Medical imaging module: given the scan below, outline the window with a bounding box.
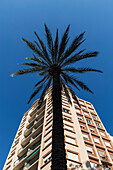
[86,146,93,154]
[47,109,52,116]
[87,103,91,108]
[94,138,100,144]
[98,150,106,158]
[45,138,52,148]
[66,136,76,145]
[81,106,86,110]
[15,139,19,145]
[78,116,82,121]
[46,117,52,124]
[67,151,79,162]
[90,128,95,133]
[80,125,85,129]
[43,153,51,165]
[110,154,113,160]
[100,131,105,136]
[79,101,84,105]
[96,123,100,127]
[84,112,89,116]
[64,116,71,122]
[82,133,89,140]
[87,119,91,124]
[92,115,96,120]
[65,125,73,131]
[63,108,69,113]
[90,162,98,169]
[105,141,111,148]
[46,126,52,134]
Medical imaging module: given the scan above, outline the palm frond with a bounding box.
[68,87,81,108]
[22,38,43,58]
[10,66,47,77]
[32,54,48,66]
[61,72,80,91]
[38,77,52,108]
[62,67,103,73]
[74,79,93,94]
[44,24,53,55]
[38,70,49,76]
[34,31,52,65]
[57,25,70,62]
[27,85,43,104]
[18,62,39,67]
[62,83,72,105]
[33,75,48,88]
[61,49,85,67]
[54,29,58,63]
[59,32,85,64]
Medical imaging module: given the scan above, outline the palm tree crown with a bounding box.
[11,24,102,107]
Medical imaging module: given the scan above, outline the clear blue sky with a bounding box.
[0,0,113,169]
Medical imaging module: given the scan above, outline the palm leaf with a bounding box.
[44,24,53,55]
[61,72,80,91]
[32,54,48,66]
[62,67,103,73]
[54,29,58,63]
[68,87,81,108]
[61,49,85,67]
[38,70,49,76]
[38,77,52,108]
[22,38,43,58]
[33,75,48,88]
[18,62,39,67]
[62,83,72,105]
[34,31,52,65]
[27,85,43,104]
[74,79,93,94]
[59,32,85,64]
[57,25,70,62]
[10,66,46,77]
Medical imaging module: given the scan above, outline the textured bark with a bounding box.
[51,71,67,170]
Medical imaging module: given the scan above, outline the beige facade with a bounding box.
[3,88,113,170]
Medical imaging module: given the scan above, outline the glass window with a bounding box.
[96,123,100,127]
[45,138,52,148]
[65,125,73,131]
[80,125,85,129]
[43,153,51,164]
[67,151,79,162]
[81,106,86,110]
[90,162,98,169]
[64,116,71,122]
[105,141,111,148]
[92,115,96,119]
[66,136,76,145]
[94,138,100,144]
[100,131,105,136]
[84,112,89,116]
[46,126,52,134]
[63,108,69,113]
[90,128,95,133]
[86,146,93,154]
[47,117,52,123]
[110,154,113,160]
[98,150,105,158]
[78,116,82,120]
[83,133,89,140]
[87,119,91,124]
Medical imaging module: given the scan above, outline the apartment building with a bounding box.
[3,87,113,170]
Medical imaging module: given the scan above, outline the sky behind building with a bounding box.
[0,0,113,169]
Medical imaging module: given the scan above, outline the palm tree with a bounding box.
[11,25,102,170]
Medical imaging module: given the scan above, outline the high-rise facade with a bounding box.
[3,87,113,170]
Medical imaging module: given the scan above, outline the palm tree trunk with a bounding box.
[51,71,67,170]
